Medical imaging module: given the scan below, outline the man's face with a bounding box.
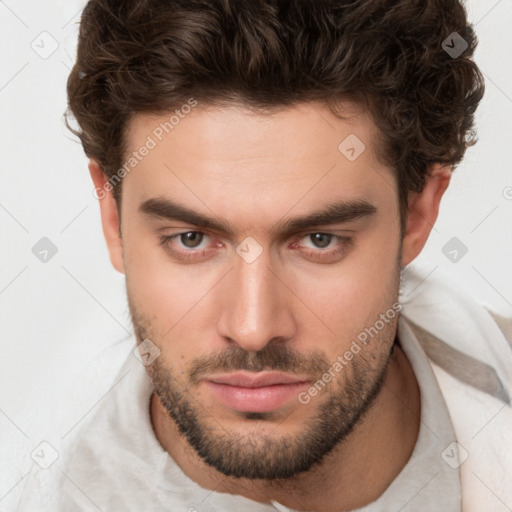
[120,102,403,479]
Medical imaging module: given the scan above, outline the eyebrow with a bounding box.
[139,197,377,237]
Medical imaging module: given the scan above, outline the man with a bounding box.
[17,0,512,511]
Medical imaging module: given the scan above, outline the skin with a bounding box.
[90,101,451,511]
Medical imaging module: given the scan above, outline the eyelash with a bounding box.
[158,232,353,263]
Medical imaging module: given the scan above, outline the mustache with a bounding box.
[188,343,331,384]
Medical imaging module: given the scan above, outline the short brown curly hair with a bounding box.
[66,0,484,226]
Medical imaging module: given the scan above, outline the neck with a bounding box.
[150,344,420,512]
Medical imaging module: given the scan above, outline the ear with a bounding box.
[89,160,125,274]
[401,164,452,267]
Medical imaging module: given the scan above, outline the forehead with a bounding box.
[125,100,380,163]
[122,101,396,223]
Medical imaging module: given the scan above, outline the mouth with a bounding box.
[204,371,311,413]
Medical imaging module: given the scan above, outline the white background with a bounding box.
[1,0,511,509]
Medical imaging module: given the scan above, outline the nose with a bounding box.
[216,248,296,352]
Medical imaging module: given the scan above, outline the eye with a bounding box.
[307,233,334,249]
[179,231,205,249]
[292,233,353,263]
[159,230,353,264]
[159,231,217,262]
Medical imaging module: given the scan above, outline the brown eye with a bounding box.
[180,232,204,248]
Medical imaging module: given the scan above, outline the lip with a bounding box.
[208,371,310,388]
[204,371,311,413]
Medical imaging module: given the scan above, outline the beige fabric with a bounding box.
[488,309,512,350]
[406,318,510,403]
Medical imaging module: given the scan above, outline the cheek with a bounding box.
[289,229,400,350]
[124,237,224,365]
[123,223,198,311]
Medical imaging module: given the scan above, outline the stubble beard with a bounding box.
[129,300,397,480]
